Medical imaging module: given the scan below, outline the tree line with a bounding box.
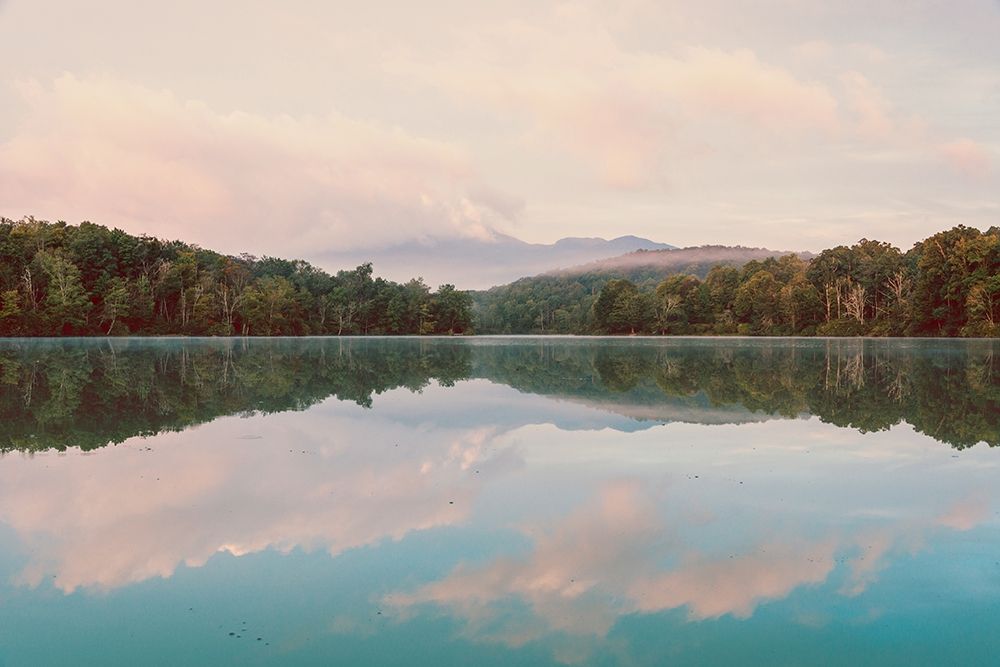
[480,226,1000,336]
[0,218,472,336]
[3,218,997,338]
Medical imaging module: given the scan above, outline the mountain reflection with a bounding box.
[1,337,997,452]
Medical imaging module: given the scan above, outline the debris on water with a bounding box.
[228,632,235,636]
[449,501,454,504]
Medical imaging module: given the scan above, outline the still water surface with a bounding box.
[0,337,998,665]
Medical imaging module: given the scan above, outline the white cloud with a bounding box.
[0,75,508,256]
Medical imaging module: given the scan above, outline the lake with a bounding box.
[0,336,998,666]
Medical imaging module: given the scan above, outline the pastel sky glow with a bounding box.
[1,0,998,258]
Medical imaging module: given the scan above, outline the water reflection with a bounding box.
[0,337,998,665]
[1,337,998,452]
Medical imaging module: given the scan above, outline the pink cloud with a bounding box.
[0,75,507,256]
[938,138,992,178]
[388,478,991,653]
[936,495,991,531]
[0,415,511,593]
[840,71,895,139]
[387,481,847,645]
[387,10,842,190]
[670,47,840,133]
[632,540,837,619]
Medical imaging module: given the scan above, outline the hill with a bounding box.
[550,245,810,282]
[473,245,807,334]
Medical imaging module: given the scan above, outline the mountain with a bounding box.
[316,233,675,290]
[548,244,811,282]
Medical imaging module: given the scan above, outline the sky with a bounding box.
[1,0,998,260]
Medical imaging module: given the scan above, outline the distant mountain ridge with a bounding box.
[548,244,811,281]
[317,233,675,290]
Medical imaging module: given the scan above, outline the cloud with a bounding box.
[792,40,834,60]
[386,8,841,190]
[631,540,837,619]
[387,480,847,647]
[388,479,990,653]
[938,138,992,178]
[936,495,991,531]
[466,184,526,221]
[0,411,514,593]
[0,75,509,256]
[0,1,997,255]
[839,71,895,139]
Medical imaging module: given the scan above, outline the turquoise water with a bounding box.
[0,337,998,665]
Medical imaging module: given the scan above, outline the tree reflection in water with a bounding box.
[0,337,996,453]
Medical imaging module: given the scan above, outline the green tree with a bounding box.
[654,274,702,333]
[0,289,22,335]
[100,277,130,335]
[779,273,823,333]
[964,275,1000,336]
[734,271,781,334]
[432,284,473,334]
[35,249,91,333]
[594,279,652,334]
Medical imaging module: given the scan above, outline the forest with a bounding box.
[475,226,1000,337]
[2,218,998,338]
[0,218,472,336]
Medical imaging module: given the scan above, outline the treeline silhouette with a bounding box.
[1,338,996,453]
[475,226,1000,336]
[0,218,472,336]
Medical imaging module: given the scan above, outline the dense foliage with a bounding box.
[4,218,997,338]
[476,227,1000,336]
[0,218,472,336]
